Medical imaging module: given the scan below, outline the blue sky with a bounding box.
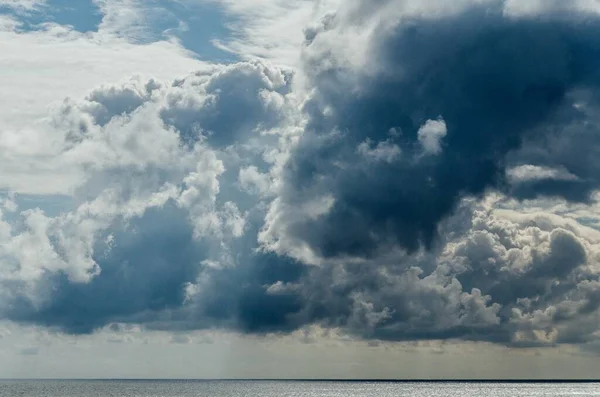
[2,0,600,380]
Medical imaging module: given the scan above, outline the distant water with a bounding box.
[0,380,599,396]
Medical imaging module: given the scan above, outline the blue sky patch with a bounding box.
[0,0,102,33]
[135,1,236,62]
[9,194,74,218]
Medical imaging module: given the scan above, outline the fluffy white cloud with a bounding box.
[507,165,580,184]
[418,118,447,155]
[357,138,401,163]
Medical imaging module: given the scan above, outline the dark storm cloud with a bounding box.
[278,5,600,259]
[190,252,307,334]
[506,88,600,202]
[245,2,600,345]
[137,210,310,334]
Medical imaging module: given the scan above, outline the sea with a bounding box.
[0,380,599,397]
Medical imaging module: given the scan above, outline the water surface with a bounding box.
[0,380,598,396]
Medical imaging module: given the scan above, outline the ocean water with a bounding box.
[0,380,598,396]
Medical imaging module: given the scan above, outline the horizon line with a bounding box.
[2,379,600,383]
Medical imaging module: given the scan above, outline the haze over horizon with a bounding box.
[1,0,600,380]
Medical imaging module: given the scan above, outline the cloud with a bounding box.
[204,0,341,66]
[19,346,40,356]
[0,11,207,196]
[269,197,600,346]
[503,0,600,17]
[0,58,301,335]
[0,0,44,12]
[170,333,191,344]
[239,166,271,196]
[506,165,580,184]
[357,138,401,163]
[262,0,600,263]
[160,61,293,148]
[1,0,600,354]
[418,119,447,155]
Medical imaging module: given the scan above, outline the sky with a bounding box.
[1,0,600,380]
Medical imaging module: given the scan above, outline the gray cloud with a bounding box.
[276,199,600,346]
[19,346,40,356]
